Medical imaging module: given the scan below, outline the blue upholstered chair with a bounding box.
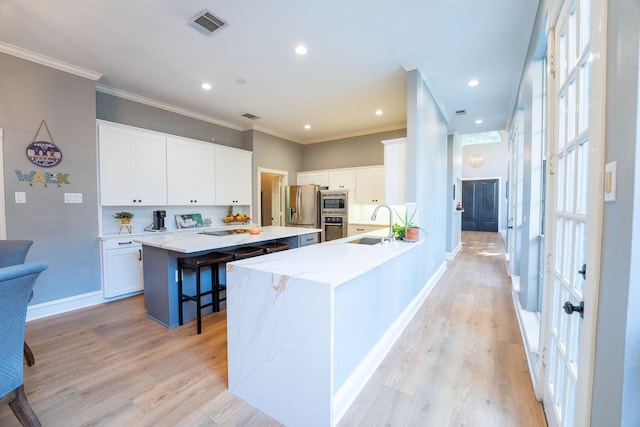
[0,240,36,366]
[0,262,47,427]
[0,240,33,268]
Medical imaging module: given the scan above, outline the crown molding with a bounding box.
[402,60,450,124]
[0,42,102,81]
[96,84,243,131]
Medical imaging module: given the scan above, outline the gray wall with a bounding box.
[301,129,406,171]
[0,53,101,303]
[249,130,304,220]
[592,0,640,425]
[406,69,448,279]
[96,92,245,149]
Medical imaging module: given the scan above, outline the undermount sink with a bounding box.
[347,237,384,245]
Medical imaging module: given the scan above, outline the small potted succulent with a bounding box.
[392,207,426,241]
[113,211,134,225]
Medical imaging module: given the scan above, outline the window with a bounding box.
[461,131,503,146]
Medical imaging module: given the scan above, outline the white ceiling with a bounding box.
[0,0,539,144]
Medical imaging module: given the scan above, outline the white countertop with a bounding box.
[229,229,424,288]
[133,226,320,253]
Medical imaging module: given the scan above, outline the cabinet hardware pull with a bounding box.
[138,249,142,261]
[118,241,133,245]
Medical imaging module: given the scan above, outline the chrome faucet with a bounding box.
[371,204,394,242]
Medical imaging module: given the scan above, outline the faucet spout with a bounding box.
[371,204,394,242]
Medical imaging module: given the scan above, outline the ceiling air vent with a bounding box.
[188,10,228,36]
[241,113,261,120]
[455,109,467,115]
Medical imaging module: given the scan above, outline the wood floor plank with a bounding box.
[0,231,546,426]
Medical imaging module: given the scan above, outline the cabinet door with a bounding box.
[98,124,135,206]
[328,169,356,190]
[297,172,329,187]
[103,242,143,298]
[166,137,215,205]
[98,122,166,206]
[383,138,406,205]
[355,167,385,204]
[215,146,252,205]
[132,131,167,206]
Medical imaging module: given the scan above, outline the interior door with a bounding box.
[462,179,499,232]
[542,0,602,425]
[271,176,282,226]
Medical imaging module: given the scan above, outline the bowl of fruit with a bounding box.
[224,207,250,224]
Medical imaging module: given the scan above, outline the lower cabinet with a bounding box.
[101,238,144,298]
[298,232,320,247]
[348,224,388,236]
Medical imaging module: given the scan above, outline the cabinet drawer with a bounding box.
[299,233,319,247]
[104,239,141,250]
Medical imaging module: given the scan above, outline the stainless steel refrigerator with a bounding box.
[285,185,322,228]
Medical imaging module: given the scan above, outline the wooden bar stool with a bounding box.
[224,246,265,260]
[177,251,233,334]
[257,242,289,254]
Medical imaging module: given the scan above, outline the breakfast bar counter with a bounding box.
[226,232,445,427]
[134,226,320,327]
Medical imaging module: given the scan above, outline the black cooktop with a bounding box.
[199,229,249,236]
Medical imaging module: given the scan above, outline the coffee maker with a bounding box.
[152,210,166,230]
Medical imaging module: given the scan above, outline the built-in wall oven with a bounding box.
[321,215,348,242]
[320,190,349,242]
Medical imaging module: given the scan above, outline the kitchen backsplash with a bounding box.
[101,205,251,235]
[348,203,405,225]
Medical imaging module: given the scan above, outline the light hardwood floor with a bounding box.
[0,231,546,426]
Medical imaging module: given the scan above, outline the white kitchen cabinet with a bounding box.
[328,169,356,190]
[101,238,143,298]
[382,137,407,205]
[297,171,329,187]
[355,166,385,204]
[214,146,252,205]
[166,136,216,205]
[348,223,389,236]
[98,122,167,206]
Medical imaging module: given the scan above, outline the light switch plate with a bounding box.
[604,161,617,202]
[64,193,83,203]
[15,192,26,203]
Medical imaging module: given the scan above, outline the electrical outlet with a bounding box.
[15,192,26,203]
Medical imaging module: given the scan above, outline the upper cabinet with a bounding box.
[297,171,329,187]
[355,166,385,204]
[328,169,356,190]
[382,137,406,205]
[166,137,216,205]
[214,145,252,205]
[98,122,167,206]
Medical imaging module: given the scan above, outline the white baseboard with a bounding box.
[445,241,462,260]
[26,291,106,321]
[333,261,447,425]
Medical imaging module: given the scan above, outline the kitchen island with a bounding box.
[226,232,447,427]
[134,226,320,327]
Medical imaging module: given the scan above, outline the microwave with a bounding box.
[320,190,348,214]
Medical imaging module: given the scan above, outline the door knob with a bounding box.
[563,301,584,318]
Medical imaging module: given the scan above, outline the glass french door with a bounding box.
[542,0,604,425]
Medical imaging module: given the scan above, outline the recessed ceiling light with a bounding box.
[375,110,383,116]
[304,124,311,130]
[468,79,479,87]
[201,82,212,90]
[295,45,308,55]
[475,119,484,124]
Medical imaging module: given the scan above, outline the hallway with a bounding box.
[0,232,546,426]
[338,231,547,426]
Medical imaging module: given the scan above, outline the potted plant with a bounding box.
[113,211,134,224]
[392,207,426,241]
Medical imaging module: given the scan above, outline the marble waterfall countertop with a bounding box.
[133,226,320,253]
[229,229,420,288]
